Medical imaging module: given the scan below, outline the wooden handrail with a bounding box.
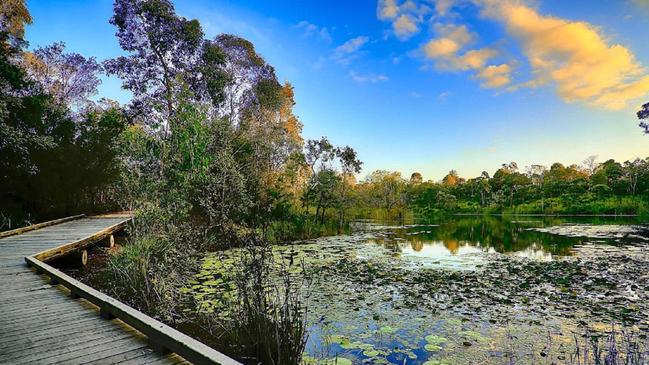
[21,214,242,365]
[25,256,241,365]
[0,214,85,239]
[34,217,131,262]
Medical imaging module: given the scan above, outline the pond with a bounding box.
[190,215,649,364]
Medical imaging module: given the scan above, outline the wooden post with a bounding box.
[81,250,88,266]
[149,339,170,355]
[100,306,114,320]
[108,234,115,248]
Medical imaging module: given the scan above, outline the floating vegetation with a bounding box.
[175,217,649,364]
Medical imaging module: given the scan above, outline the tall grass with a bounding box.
[570,325,649,365]
[107,215,310,364]
[200,240,310,365]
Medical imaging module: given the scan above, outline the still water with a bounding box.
[360,215,640,268]
[291,215,647,364]
[189,215,648,364]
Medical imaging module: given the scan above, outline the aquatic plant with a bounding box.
[570,325,649,365]
[214,239,311,365]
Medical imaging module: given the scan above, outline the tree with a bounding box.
[442,170,463,186]
[104,0,207,127]
[308,168,341,224]
[302,137,335,214]
[215,34,280,123]
[0,3,62,226]
[467,171,491,207]
[410,172,423,184]
[22,42,102,109]
[623,159,647,196]
[592,159,625,195]
[336,146,362,226]
[304,137,335,174]
[638,102,649,134]
[582,155,599,176]
[0,0,32,48]
[366,170,406,213]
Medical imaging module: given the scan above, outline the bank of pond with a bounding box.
[61,215,649,364]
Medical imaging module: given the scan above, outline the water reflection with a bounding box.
[364,215,640,266]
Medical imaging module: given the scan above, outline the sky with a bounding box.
[24,0,649,181]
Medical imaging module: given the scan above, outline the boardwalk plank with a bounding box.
[0,216,231,365]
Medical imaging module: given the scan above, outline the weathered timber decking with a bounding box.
[0,215,240,365]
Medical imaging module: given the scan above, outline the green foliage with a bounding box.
[356,157,649,219]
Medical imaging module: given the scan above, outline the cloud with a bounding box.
[477,64,512,88]
[332,36,369,65]
[481,0,649,109]
[423,24,473,60]
[393,14,419,39]
[349,70,389,83]
[377,0,431,39]
[633,0,649,9]
[389,0,649,109]
[296,20,332,43]
[422,23,510,86]
[435,0,457,16]
[378,0,400,19]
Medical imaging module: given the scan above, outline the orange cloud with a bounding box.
[478,64,512,88]
[481,0,649,109]
[378,0,399,19]
[423,23,511,87]
[393,14,419,39]
[377,0,430,39]
[378,0,649,109]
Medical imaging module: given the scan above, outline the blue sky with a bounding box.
[25,0,649,180]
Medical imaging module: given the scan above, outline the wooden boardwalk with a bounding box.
[0,216,225,365]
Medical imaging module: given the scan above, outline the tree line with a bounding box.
[352,157,649,218]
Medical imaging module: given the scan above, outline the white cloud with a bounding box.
[296,20,332,43]
[349,70,389,83]
[332,36,369,65]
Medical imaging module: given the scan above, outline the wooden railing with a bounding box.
[20,215,241,365]
[0,214,86,238]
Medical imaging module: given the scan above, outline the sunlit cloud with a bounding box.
[332,36,369,65]
[378,0,399,19]
[434,0,457,16]
[377,0,430,39]
[377,0,649,110]
[423,24,473,59]
[481,0,649,110]
[477,64,512,88]
[393,14,418,39]
[422,23,511,87]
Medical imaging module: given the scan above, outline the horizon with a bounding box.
[25,0,649,181]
